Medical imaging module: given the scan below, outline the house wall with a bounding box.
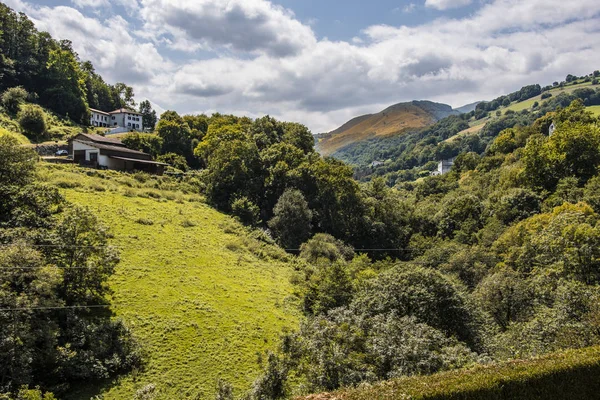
[72,140,100,162]
[90,111,110,127]
[110,112,142,131]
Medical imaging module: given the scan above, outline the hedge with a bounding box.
[298,346,600,400]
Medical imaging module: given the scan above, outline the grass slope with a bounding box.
[41,166,299,399]
[299,346,600,400]
[318,102,456,156]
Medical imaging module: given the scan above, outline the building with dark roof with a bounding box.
[69,133,168,175]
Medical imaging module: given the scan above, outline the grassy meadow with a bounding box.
[39,165,300,399]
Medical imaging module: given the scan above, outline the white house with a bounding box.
[89,108,111,127]
[109,108,143,131]
[69,133,168,175]
[370,160,384,168]
[431,157,456,176]
[89,108,143,133]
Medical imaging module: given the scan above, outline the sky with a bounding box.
[4,0,600,133]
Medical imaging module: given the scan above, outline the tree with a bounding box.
[42,47,89,123]
[138,100,157,131]
[1,86,27,114]
[156,111,192,156]
[268,189,313,250]
[17,104,46,139]
[121,132,163,157]
[0,135,37,186]
[157,153,188,172]
[474,267,532,330]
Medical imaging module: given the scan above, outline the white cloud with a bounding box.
[137,0,316,56]
[27,5,170,87]
[425,0,473,10]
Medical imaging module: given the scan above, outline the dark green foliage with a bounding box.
[157,153,189,172]
[352,266,482,348]
[1,87,27,114]
[0,136,36,186]
[251,353,288,400]
[494,188,542,224]
[299,233,354,264]
[121,132,163,157]
[231,196,261,226]
[268,189,313,249]
[17,104,46,139]
[138,100,157,131]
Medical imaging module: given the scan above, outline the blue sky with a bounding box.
[5,0,600,132]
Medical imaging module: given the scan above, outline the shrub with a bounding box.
[1,86,28,114]
[18,104,47,139]
[135,218,154,226]
[231,196,261,226]
[541,92,553,99]
[157,152,189,172]
[299,233,354,263]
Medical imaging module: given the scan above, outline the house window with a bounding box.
[112,116,115,120]
[128,123,131,127]
[128,116,131,120]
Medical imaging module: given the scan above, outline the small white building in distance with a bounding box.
[370,160,384,168]
[89,108,143,133]
[431,157,456,176]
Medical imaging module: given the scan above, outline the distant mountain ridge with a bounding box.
[317,100,459,156]
[454,101,483,114]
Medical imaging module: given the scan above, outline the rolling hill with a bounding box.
[316,101,459,156]
[39,164,299,400]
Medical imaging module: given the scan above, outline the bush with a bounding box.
[1,86,28,114]
[231,196,261,226]
[17,104,47,139]
[157,152,188,172]
[541,92,553,99]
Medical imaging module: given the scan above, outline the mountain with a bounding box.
[316,101,459,156]
[454,101,483,114]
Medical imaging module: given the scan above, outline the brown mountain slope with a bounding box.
[317,101,459,156]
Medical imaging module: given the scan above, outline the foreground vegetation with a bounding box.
[298,346,600,400]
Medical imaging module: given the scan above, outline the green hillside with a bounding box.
[39,165,299,399]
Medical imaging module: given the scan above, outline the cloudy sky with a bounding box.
[5,0,600,132]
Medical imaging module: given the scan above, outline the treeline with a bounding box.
[0,136,140,397]
[225,100,600,399]
[0,3,134,124]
